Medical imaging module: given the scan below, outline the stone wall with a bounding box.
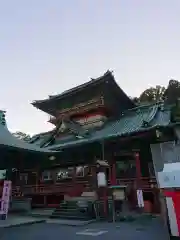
[10,198,32,212]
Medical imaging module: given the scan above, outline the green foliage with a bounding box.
[164,79,180,104]
[139,85,166,103]
[134,79,180,105]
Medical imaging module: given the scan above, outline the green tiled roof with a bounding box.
[45,103,171,150]
[32,71,115,104]
[0,110,6,126]
[0,121,58,154]
[30,131,53,146]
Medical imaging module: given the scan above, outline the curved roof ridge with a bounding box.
[0,123,58,153]
[32,70,113,104]
[0,110,6,126]
[145,104,159,124]
[122,101,164,114]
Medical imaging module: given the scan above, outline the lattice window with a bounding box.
[76,166,89,177]
[56,167,74,180]
[20,173,28,184]
[42,171,52,181]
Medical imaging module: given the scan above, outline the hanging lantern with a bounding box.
[156,129,162,138]
[49,155,56,161]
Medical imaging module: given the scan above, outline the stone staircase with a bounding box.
[50,198,96,221]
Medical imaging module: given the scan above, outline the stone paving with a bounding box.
[0,216,170,240]
[0,215,45,228]
[24,208,55,218]
[46,218,96,226]
[0,214,96,228]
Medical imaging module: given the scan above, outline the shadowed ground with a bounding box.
[0,217,169,240]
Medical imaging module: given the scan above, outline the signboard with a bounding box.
[75,114,106,129]
[137,189,144,207]
[113,189,125,200]
[0,180,12,219]
[158,165,180,188]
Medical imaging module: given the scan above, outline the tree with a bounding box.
[13,131,31,142]
[139,85,166,103]
[164,79,180,104]
[131,97,140,105]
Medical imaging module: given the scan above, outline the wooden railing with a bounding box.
[12,177,157,197]
[116,177,157,190]
[49,97,105,124]
[12,180,90,196]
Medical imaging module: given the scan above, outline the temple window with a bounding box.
[42,171,52,181]
[76,165,90,177]
[56,167,74,180]
[116,160,136,178]
[20,173,28,184]
[0,170,6,180]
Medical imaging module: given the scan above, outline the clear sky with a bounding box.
[0,0,180,135]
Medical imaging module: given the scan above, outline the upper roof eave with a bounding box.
[32,70,115,106]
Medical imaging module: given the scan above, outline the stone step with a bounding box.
[54,208,78,212]
[50,214,92,220]
[50,199,95,221]
[52,212,87,218]
[58,205,78,210]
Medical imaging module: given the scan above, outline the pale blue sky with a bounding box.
[0,0,180,135]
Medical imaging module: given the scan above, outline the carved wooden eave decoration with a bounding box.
[55,118,89,139]
[96,160,109,166]
[49,97,104,124]
[58,120,67,133]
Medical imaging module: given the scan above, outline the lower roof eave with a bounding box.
[47,125,164,151]
[0,143,61,156]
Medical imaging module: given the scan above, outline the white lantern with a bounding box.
[97,172,107,187]
[49,156,56,161]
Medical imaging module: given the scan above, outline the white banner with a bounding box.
[137,189,144,207]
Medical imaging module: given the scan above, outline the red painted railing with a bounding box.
[12,177,157,197]
[116,177,157,189]
[12,180,89,196]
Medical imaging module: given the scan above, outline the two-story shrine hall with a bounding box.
[0,71,180,219]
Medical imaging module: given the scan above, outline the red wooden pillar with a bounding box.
[91,165,97,189]
[103,186,107,217]
[35,171,39,193]
[44,195,47,206]
[111,160,116,185]
[134,152,144,209]
[108,165,112,184]
[134,152,142,187]
[72,166,76,183]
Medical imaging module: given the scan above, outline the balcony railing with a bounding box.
[12,177,157,196]
[116,177,157,189]
[12,180,89,196]
[49,97,105,124]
